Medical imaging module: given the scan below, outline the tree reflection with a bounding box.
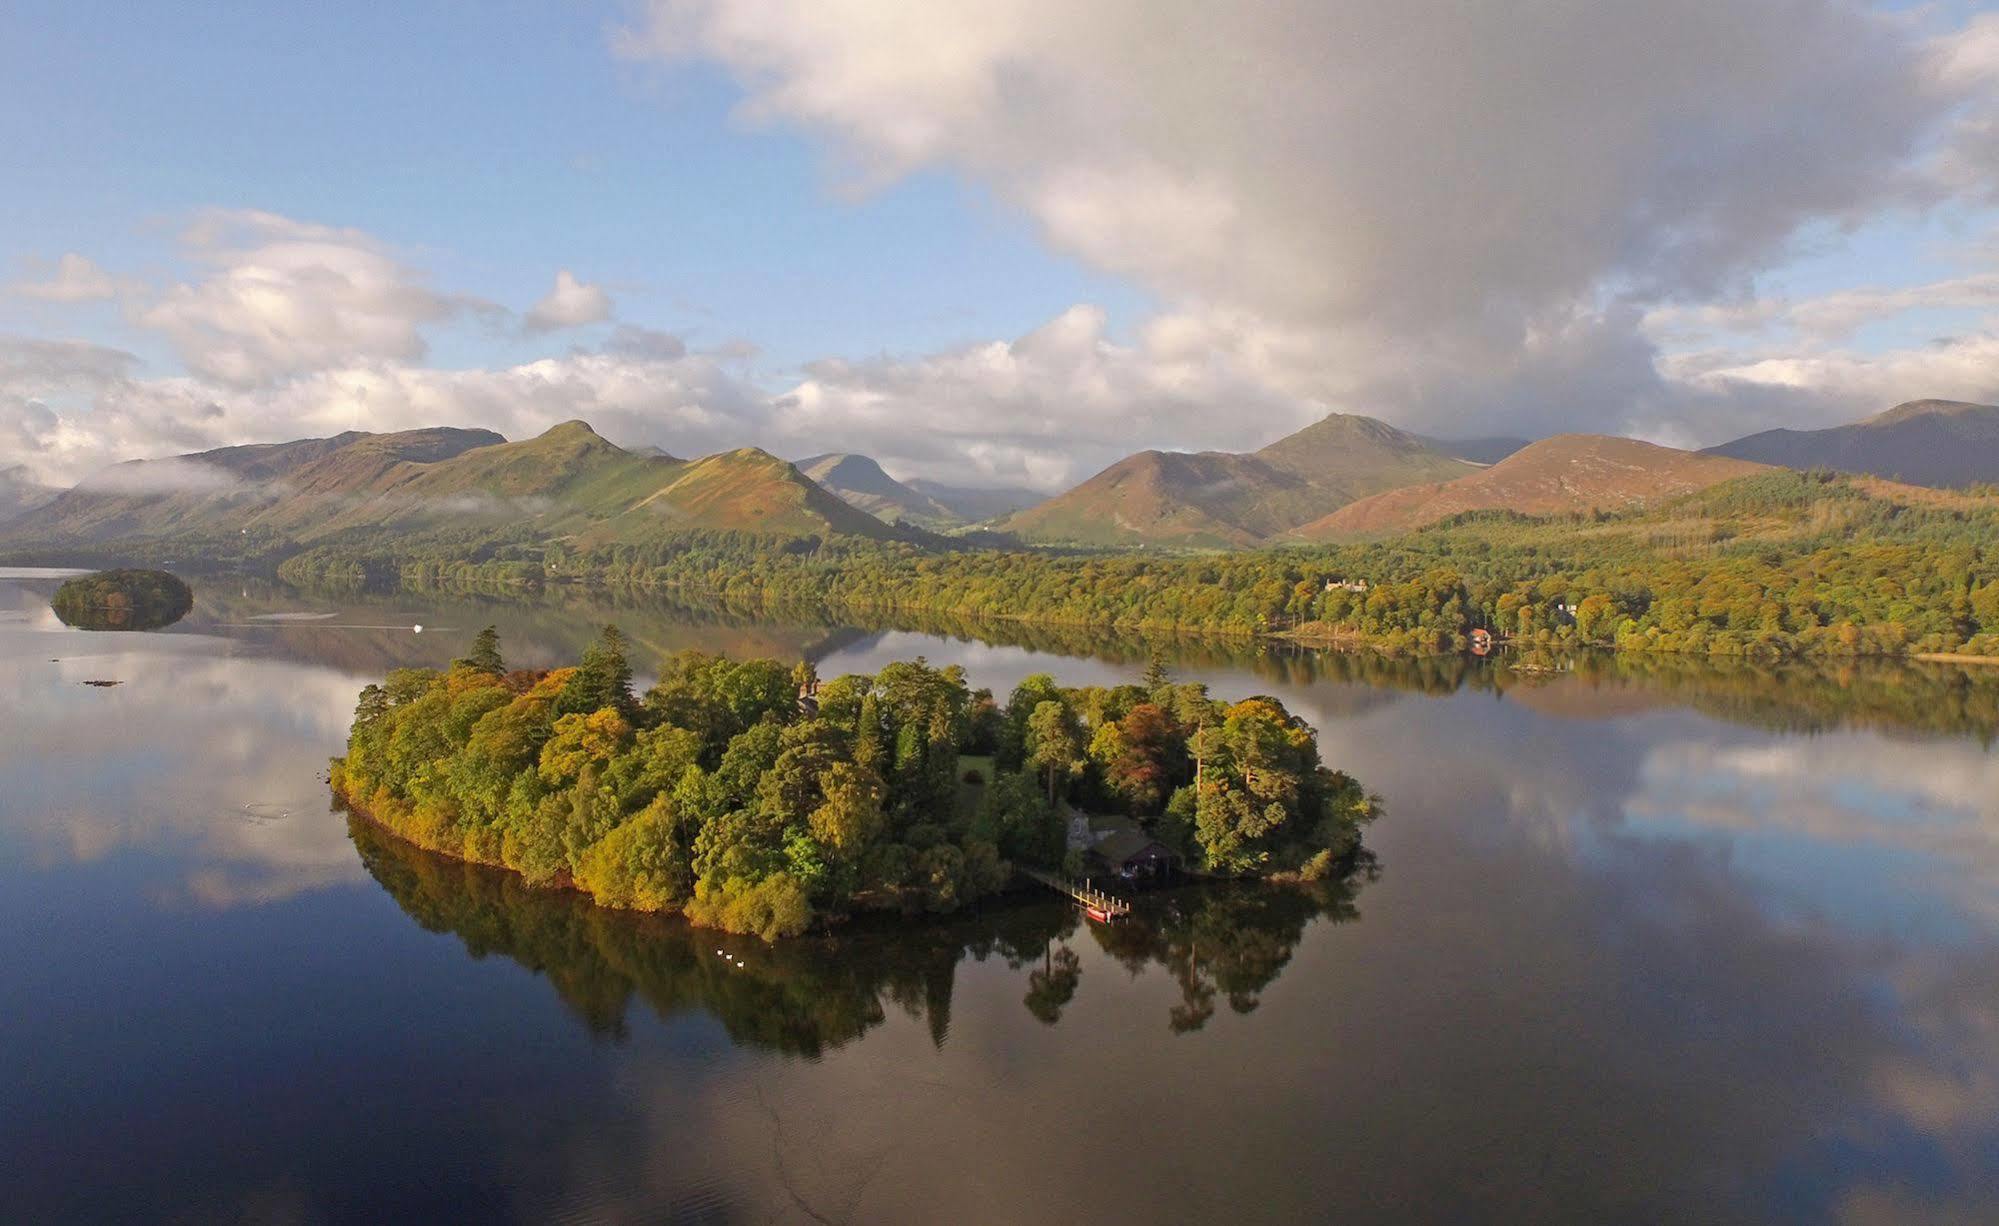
[1089,867,1371,1033]
[351,815,1374,1048]
[1023,944,1083,1025]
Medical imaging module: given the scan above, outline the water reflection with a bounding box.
[7,569,1999,1221]
[202,572,1999,743]
[352,815,1370,1050]
[0,598,364,906]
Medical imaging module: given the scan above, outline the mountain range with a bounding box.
[6,397,1997,561]
[997,413,1482,548]
[1702,399,1999,487]
[6,421,902,553]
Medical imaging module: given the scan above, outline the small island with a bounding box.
[50,568,194,632]
[331,627,1377,939]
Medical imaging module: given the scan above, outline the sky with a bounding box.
[6,0,1999,492]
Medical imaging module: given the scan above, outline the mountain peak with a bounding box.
[1867,399,1997,427]
[797,452,963,528]
[1255,412,1465,479]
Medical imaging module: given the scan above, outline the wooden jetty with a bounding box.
[1016,866,1131,921]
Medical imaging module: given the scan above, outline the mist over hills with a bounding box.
[903,478,1041,523]
[5,421,901,556]
[0,465,60,525]
[1703,400,1999,488]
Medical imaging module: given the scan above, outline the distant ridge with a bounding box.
[904,478,1040,523]
[797,453,962,528]
[1297,434,1768,538]
[1000,412,1479,548]
[1704,399,1999,488]
[1412,433,1532,465]
[0,464,60,524]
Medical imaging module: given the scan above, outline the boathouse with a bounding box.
[1089,829,1180,882]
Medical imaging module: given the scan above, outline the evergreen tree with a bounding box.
[1026,700,1084,805]
[557,624,636,718]
[854,692,886,776]
[456,625,505,675]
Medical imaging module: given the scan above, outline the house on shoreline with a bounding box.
[1066,808,1181,884]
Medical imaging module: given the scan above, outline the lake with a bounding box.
[3,569,1997,1223]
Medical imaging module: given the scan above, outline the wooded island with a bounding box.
[331,628,1376,939]
[50,568,193,631]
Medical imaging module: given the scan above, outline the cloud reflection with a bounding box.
[0,621,368,907]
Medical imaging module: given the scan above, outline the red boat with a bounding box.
[1085,904,1114,923]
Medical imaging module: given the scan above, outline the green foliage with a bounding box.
[333,628,1378,938]
[332,631,1019,939]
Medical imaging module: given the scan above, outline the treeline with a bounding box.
[285,472,1999,661]
[331,629,1374,939]
[586,472,1996,659]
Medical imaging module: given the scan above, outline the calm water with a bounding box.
[4,571,1998,1223]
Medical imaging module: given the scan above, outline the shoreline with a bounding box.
[1914,652,1999,667]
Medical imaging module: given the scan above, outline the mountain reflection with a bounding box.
[350,815,1370,1050]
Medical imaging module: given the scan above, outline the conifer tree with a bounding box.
[456,625,504,675]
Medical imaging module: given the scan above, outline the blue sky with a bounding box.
[4,1,1998,487]
[0,1,1148,380]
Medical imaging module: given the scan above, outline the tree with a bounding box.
[1025,700,1084,805]
[809,761,887,854]
[557,625,635,718]
[854,692,886,776]
[1095,702,1175,815]
[456,625,504,675]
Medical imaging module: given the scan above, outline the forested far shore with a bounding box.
[280,471,1999,662]
[330,628,1377,939]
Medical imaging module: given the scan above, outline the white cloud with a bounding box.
[620,0,1978,443]
[524,268,614,333]
[1668,330,1999,421]
[767,303,1315,488]
[0,329,770,487]
[135,209,466,387]
[9,253,119,303]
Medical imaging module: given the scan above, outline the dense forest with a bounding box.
[332,628,1376,939]
[284,471,1999,661]
[49,568,193,631]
